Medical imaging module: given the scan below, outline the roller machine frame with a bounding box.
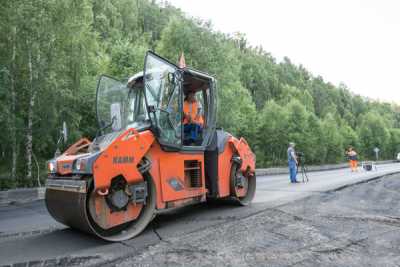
[45,51,256,241]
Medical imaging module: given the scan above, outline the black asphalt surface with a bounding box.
[0,164,399,266]
[118,173,400,267]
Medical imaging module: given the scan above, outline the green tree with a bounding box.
[388,129,400,159]
[1,0,400,189]
[306,114,325,163]
[286,100,310,146]
[358,112,391,159]
[321,113,344,163]
[256,100,289,166]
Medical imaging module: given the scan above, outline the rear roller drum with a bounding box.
[230,163,256,206]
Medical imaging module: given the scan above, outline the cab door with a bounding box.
[144,51,206,203]
[144,51,182,148]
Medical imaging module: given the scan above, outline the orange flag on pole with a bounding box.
[178,52,186,68]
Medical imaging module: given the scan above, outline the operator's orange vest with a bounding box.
[183,100,204,126]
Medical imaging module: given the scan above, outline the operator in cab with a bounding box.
[183,90,204,145]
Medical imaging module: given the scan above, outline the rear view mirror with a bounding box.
[110,103,122,131]
[55,121,68,157]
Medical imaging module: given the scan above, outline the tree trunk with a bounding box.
[26,45,36,181]
[10,26,17,180]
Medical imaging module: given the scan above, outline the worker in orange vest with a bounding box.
[346,146,358,172]
[183,91,204,145]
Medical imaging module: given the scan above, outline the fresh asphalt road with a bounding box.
[254,163,400,205]
[0,163,399,266]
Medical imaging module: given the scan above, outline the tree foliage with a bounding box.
[1,0,400,188]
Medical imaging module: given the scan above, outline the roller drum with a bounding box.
[45,188,94,234]
[44,175,156,241]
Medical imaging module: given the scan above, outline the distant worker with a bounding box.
[287,142,298,183]
[346,147,358,172]
[183,91,204,145]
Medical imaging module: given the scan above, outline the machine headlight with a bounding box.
[74,158,87,172]
[48,161,56,173]
[75,159,82,171]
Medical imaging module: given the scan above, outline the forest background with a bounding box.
[1,0,400,189]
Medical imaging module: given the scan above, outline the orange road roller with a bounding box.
[45,51,256,241]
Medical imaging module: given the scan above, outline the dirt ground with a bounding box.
[117,174,400,267]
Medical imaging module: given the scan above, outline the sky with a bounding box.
[167,0,400,103]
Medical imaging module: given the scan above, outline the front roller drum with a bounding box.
[45,175,156,241]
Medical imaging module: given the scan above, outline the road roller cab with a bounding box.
[45,51,256,241]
